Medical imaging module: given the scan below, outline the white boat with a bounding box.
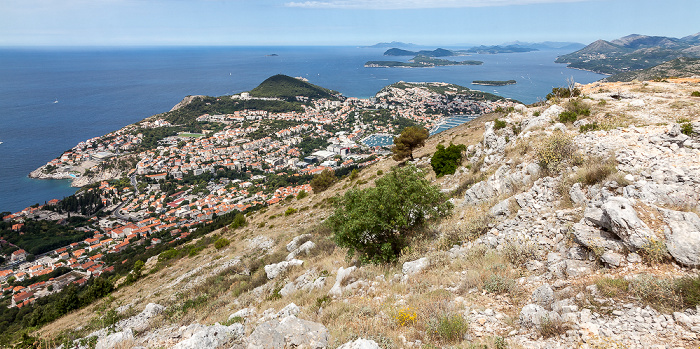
[54,99,58,103]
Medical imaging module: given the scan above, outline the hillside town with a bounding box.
[1,81,515,309]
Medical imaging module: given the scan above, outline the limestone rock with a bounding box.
[280,269,327,297]
[113,303,165,333]
[287,234,312,252]
[601,251,624,267]
[247,316,328,349]
[96,329,133,349]
[660,208,700,267]
[565,259,593,278]
[337,338,381,349]
[569,183,587,206]
[329,266,356,297]
[519,304,560,328]
[531,284,555,309]
[174,323,244,349]
[602,197,656,249]
[287,240,316,261]
[402,257,429,276]
[276,303,300,318]
[572,222,625,253]
[264,259,303,279]
[229,308,256,324]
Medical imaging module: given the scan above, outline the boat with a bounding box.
[54,99,58,103]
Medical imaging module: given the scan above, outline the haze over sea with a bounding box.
[0,46,605,213]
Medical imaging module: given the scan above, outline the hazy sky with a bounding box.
[1,0,698,46]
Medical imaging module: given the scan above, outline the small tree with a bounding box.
[431,143,466,177]
[230,212,247,229]
[310,169,337,193]
[392,126,429,161]
[327,165,452,264]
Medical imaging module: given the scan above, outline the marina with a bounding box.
[361,133,394,147]
[430,115,479,135]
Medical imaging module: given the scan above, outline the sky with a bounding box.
[1,0,698,47]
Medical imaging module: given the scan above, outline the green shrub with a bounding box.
[327,165,452,264]
[676,275,700,307]
[558,111,578,123]
[629,274,680,310]
[595,277,630,298]
[349,169,359,181]
[494,336,508,349]
[546,86,580,100]
[230,212,247,229]
[483,274,515,294]
[284,207,298,216]
[577,156,617,186]
[310,169,336,193]
[494,118,507,130]
[691,91,700,97]
[579,122,599,133]
[296,190,308,200]
[376,170,384,176]
[428,314,469,342]
[680,122,693,136]
[533,111,541,117]
[431,143,466,177]
[502,241,539,266]
[567,99,590,116]
[214,238,230,250]
[222,316,243,326]
[536,133,579,173]
[639,237,671,264]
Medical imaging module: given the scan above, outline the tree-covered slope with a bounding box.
[248,74,340,100]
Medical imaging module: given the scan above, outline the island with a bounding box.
[366,55,483,68]
[472,80,517,86]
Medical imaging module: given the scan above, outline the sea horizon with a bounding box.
[0,46,605,213]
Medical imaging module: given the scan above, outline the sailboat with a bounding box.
[54,98,58,104]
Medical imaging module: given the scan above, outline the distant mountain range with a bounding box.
[556,33,700,75]
[382,45,539,57]
[362,41,421,49]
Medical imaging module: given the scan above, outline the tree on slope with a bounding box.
[327,165,452,264]
[392,126,429,161]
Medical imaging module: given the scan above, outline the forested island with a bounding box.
[472,80,517,86]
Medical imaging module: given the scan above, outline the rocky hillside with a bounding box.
[603,58,700,82]
[555,33,700,75]
[36,80,700,349]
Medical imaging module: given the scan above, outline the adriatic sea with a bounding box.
[0,46,605,212]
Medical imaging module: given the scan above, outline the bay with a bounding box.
[0,46,605,212]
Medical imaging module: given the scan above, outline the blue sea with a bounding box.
[0,46,605,212]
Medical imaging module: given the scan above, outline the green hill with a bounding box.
[248,74,340,101]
